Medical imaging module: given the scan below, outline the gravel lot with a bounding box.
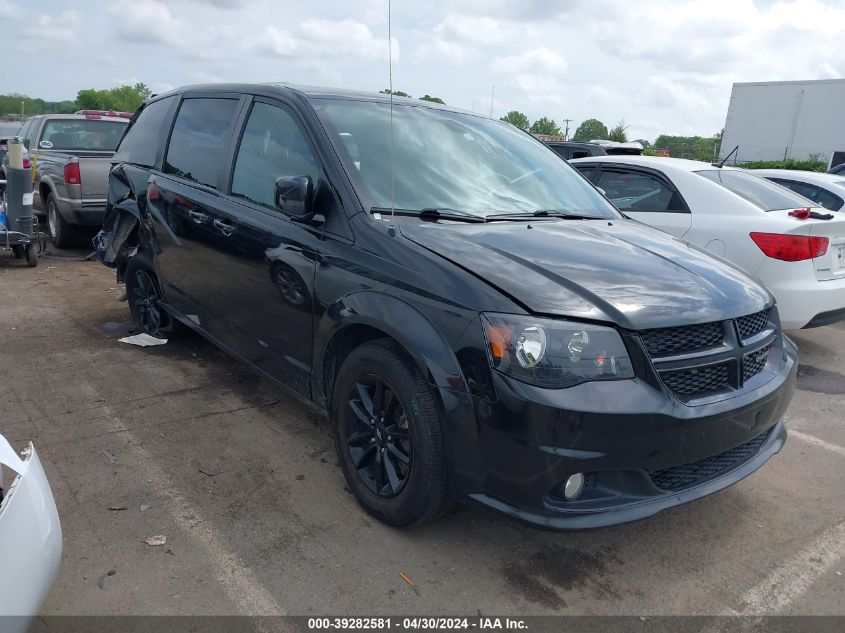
[1,248,843,620]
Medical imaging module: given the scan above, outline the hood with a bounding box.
[400,219,772,330]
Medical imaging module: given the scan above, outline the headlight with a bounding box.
[482,313,634,388]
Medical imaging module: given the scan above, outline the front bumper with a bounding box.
[440,338,797,530]
[768,273,845,330]
[0,435,62,628]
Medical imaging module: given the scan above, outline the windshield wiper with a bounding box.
[485,210,601,221]
[370,207,486,223]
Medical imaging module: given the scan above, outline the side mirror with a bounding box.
[275,175,314,218]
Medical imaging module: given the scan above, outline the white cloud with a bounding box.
[107,0,182,46]
[0,0,19,18]
[299,19,395,61]
[23,10,80,51]
[492,48,567,75]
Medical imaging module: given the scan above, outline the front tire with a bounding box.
[46,193,81,248]
[332,339,452,527]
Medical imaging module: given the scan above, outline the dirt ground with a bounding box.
[1,247,843,619]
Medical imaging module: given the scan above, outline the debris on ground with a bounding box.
[399,571,414,588]
[108,505,127,512]
[295,474,305,480]
[118,333,168,347]
[101,450,116,465]
[143,535,167,546]
[97,569,116,590]
[140,504,151,512]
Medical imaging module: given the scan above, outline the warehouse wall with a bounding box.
[719,79,845,164]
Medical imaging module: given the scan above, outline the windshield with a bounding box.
[313,100,619,219]
[39,119,128,152]
[695,169,815,212]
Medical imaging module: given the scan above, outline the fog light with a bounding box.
[563,473,585,500]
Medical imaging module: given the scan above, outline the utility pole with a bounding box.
[561,118,573,140]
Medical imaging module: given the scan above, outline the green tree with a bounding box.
[529,116,560,136]
[75,83,151,112]
[653,135,720,162]
[500,110,530,131]
[572,118,608,142]
[419,94,445,104]
[608,120,629,143]
[379,89,411,97]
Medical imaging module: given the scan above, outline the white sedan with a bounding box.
[570,155,845,330]
[752,169,845,212]
[0,433,62,632]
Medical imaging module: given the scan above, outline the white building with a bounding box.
[719,79,845,166]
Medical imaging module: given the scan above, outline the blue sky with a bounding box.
[1,0,843,141]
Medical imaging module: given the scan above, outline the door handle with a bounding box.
[188,210,210,224]
[213,219,237,236]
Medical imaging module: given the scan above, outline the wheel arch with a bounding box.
[314,291,468,412]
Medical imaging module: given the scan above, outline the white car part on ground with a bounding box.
[0,434,62,632]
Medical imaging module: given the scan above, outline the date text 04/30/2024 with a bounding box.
[307,617,528,630]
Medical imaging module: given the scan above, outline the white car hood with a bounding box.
[0,434,62,628]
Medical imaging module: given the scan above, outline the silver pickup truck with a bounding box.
[0,112,129,247]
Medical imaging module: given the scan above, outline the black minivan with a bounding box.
[96,84,797,529]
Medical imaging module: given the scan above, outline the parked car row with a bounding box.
[569,156,845,330]
[93,83,798,533]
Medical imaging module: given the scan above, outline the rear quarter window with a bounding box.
[114,96,176,167]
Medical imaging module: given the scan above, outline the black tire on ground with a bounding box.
[24,243,37,267]
[332,339,452,527]
[125,253,173,336]
[46,192,82,248]
[11,245,24,259]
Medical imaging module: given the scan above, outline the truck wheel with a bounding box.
[24,243,38,267]
[46,193,81,248]
[332,339,452,527]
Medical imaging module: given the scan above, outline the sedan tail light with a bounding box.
[64,162,81,185]
[750,232,829,261]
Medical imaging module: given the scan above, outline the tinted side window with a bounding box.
[573,165,597,181]
[549,146,569,160]
[597,170,686,212]
[114,96,175,167]
[231,102,319,209]
[770,178,843,211]
[164,98,239,189]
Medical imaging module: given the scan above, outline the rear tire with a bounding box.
[332,339,452,527]
[46,193,81,248]
[125,253,174,336]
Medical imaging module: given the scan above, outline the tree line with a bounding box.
[501,110,722,161]
[0,83,153,118]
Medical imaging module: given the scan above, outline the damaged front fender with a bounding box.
[0,434,62,630]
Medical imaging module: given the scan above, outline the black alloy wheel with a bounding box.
[346,374,413,497]
[130,268,163,334]
[332,339,452,526]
